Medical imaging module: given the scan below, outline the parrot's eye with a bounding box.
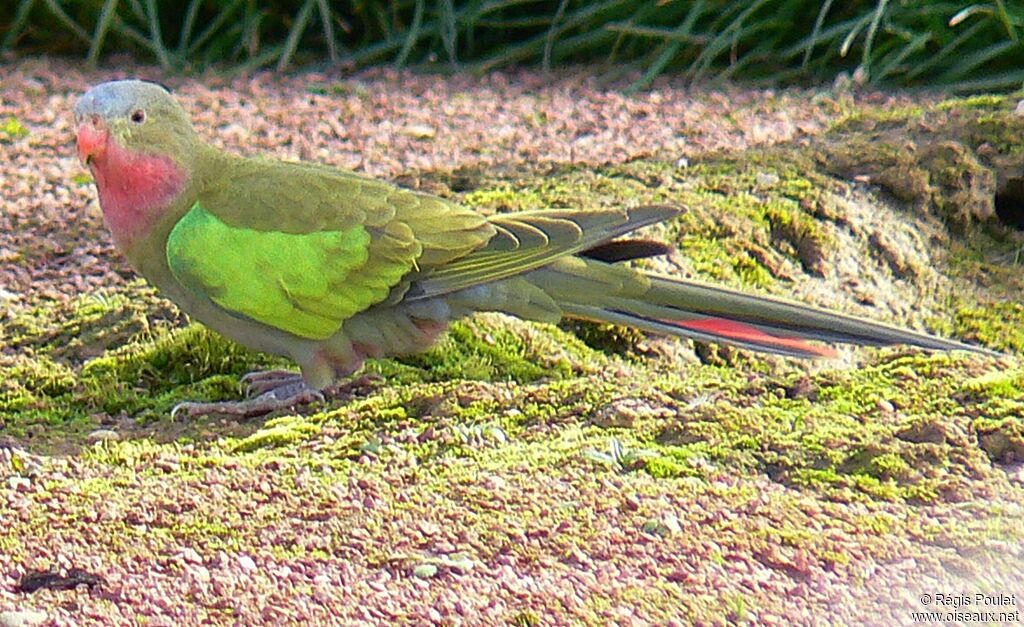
[130,109,146,124]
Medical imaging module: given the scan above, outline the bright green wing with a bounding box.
[166,202,414,340]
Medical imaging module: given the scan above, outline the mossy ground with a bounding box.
[2,93,1024,624]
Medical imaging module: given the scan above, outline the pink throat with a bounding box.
[90,139,187,245]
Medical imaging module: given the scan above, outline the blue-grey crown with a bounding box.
[74,79,171,121]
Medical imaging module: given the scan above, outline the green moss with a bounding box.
[644,351,1017,504]
[2,116,29,139]
[831,105,926,131]
[394,314,598,384]
[230,415,322,452]
[558,319,648,355]
[962,369,1024,398]
[955,303,1024,353]
[82,438,170,467]
[973,417,1024,463]
[644,442,727,479]
[510,611,543,626]
[936,94,1007,110]
[0,354,76,409]
[461,184,546,211]
[762,200,833,276]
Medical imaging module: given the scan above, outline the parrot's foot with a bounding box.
[169,371,384,419]
[242,370,383,399]
[171,379,324,419]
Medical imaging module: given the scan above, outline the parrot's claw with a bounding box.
[240,369,305,397]
[170,382,325,419]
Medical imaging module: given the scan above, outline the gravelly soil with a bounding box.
[1,58,1022,626]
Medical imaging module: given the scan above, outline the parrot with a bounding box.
[73,80,994,417]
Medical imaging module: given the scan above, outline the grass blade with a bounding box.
[395,0,425,69]
[603,22,709,43]
[86,0,119,67]
[542,0,570,73]
[690,0,772,84]
[441,0,458,66]
[186,0,243,56]
[470,0,633,73]
[314,0,338,63]
[994,0,1019,41]
[176,0,202,57]
[870,31,931,85]
[905,20,985,81]
[940,68,1024,92]
[40,0,91,44]
[626,0,706,93]
[109,13,154,49]
[2,0,37,51]
[802,0,835,68]
[277,0,316,71]
[938,39,1018,83]
[860,0,890,75]
[142,0,171,68]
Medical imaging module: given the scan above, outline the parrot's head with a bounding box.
[74,79,196,169]
[75,80,200,244]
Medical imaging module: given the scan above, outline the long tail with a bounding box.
[524,255,995,359]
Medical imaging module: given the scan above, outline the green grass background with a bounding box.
[4,1,1024,91]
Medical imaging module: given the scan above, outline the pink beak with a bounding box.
[76,116,108,164]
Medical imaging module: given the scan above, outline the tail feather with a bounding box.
[530,257,996,358]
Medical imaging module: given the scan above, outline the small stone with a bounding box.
[591,397,665,428]
[87,429,120,442]
[7,476,30,491]
[189,564,211,583]
[238,555,257,572]
[0,610,48,627]
[756,171,780,186]
[413,563,438,579]
[401,124,436,139]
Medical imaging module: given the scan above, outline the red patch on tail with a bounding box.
[661,317,838,358]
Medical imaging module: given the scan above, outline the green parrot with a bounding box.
[73,80,992,416]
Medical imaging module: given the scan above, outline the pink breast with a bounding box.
[90,140,187,245]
